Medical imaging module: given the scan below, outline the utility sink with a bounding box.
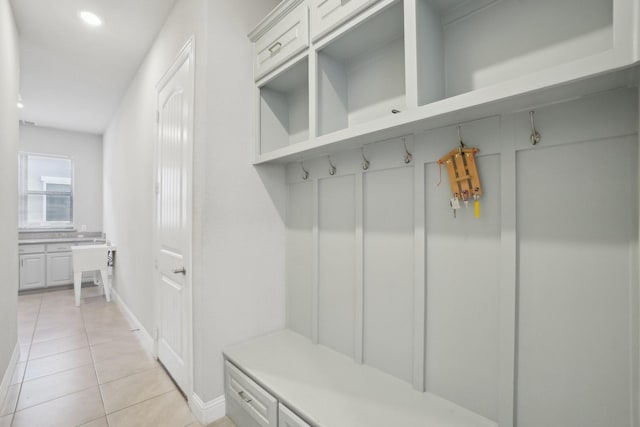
[71,244,115,306]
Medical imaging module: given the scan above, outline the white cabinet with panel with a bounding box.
[249,0,640,163]
[46,252,73,287]
[18,239,105,290]
[278,404,310,427]
[45,243,74,287]
[252,0,309,81]
[310,0,380,40]
[19,253,46,290]
[225,361,278,427]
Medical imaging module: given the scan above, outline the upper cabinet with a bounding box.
[249,0,640,164]
[310,0,381,40]
[251,0,309,80]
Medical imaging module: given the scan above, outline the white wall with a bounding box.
[196,0,286,401]
[103,0,207,336]
[20,125,103,232]
[0,0,19,387]
[284,88,639,425]
[103,0,285,406]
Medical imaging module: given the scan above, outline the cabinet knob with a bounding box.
[268,42,282,56]
[238,390,253,403]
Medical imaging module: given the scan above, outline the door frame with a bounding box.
[152,36,195,400]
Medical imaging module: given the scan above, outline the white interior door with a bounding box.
[155,39,194,395]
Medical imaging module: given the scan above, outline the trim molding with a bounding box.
[111,288,154,355]
[189,393,226,425]
[0,343,20,408]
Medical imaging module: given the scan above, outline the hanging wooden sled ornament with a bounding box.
[438,127,482,218]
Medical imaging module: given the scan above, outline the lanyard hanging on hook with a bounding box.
[438,125,482,219]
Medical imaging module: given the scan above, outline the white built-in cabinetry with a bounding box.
[236,1,640,427]
[278,405,310,427]
[18,241,100,291]
[46,243,74,287]
[249,0,640,164]
[19,245,46,290]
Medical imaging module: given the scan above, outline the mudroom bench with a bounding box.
[224,329,495,427]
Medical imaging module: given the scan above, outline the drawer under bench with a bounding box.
[225,360,310,427]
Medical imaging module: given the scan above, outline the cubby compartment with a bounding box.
[317,0,405,136]
[415,0,615,105]
[259,57,309,155]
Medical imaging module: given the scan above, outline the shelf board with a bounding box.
[255,52,639,164]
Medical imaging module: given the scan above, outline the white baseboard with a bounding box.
[190,393,226,425]
[111,288,155,356]
[0,343,19,408]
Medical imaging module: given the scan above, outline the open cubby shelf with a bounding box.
[259,57,310,154]
[251,0,638,163]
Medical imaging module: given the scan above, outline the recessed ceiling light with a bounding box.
[79,10,103,27]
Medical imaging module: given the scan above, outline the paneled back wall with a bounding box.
[285,87,639,427]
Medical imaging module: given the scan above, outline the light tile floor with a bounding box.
[1,287,237,427]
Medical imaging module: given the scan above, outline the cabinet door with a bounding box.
[19,254,46,290]
[254,2,309,80]
[47,252,73,286]
[310,0,378,40]
[279,404,311,427]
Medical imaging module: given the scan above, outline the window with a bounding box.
[18,153,74,229]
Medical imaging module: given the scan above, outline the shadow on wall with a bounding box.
[254,163,287,222]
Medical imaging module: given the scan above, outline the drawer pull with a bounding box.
[268,42,282,56]
[238,390,253,403]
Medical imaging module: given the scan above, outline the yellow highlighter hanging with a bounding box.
[474,194,480,218]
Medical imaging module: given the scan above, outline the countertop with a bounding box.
[19,237,107,245]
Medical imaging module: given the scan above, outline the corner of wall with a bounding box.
[0,0,21,386]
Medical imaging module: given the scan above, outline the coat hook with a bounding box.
[301,161,309,180]
[328,156,336,175]
[529,111,541,145]
[457,125,465,153]
[361,148,370,170]
[403,137,412,164]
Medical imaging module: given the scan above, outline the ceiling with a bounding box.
[11,0,179,135]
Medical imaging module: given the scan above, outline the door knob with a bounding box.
[173,267,186,275]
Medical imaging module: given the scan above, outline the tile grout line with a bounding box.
[81,293,111,427]
[13,289,184,427]
[10,293,44,427]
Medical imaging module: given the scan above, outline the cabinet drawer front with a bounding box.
[279,404,311,427]
[46,243,73,252]
[310,0,379,40]
[19,244,45,254]
[255,2,308,80]
[225,361,277,427]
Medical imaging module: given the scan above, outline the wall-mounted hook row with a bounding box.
[530,110,541,145]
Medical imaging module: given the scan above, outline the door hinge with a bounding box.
[155,182,160,196]
[154,327,159,342]
[156,110,160,123]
